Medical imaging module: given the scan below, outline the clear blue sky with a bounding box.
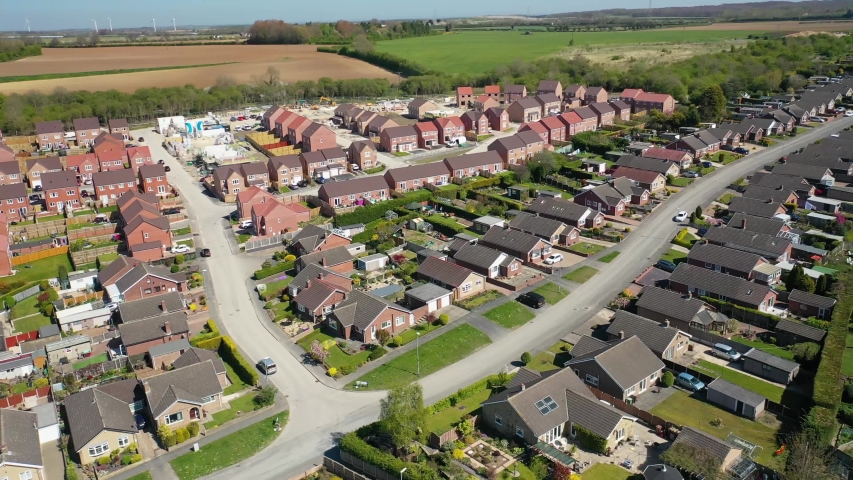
[2,0,791,32]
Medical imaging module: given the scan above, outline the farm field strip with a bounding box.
[0,63,237,83]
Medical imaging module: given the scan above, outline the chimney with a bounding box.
[741,218,747,229]
[619,330,625,339]
[306,279,313,289]
[520,383,525,391]
[160,300,167,313]
[322,257,327,267]
[687,291,692,299]
[164,321,171,335]
[663,320,670,328]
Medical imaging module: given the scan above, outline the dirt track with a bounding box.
[0,45,397,94]
[674,20,853,31]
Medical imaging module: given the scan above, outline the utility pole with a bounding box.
[416,332,421,377]
[108,18,113,32]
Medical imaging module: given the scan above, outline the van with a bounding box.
[676,372,705,392]
[712,343,741,362]
[258,357,277,375]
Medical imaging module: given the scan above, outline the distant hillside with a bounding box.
[549,0,853,20]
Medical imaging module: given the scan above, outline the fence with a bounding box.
[245,234,287,252]
[586,386,674,436]
[685,326,754,355]
[90,330,119,346]
[73,357,129,381]
[11,223,65,240]
[337,451,399,480]
[429,413,481,448]
[0,386,51,410]
[4,330,38,349]
[65,214,96,226]
[66,224,118,241]
[12,284,41,303]
[12,246,69,266]
[70,244,120,268]
[323,456,369,480]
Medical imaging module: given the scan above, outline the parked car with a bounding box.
[289,183,300,190]
[720,145,734,151]
[712,343,742,362]
[316,177,327,184]
[846,111,853,117]
[81,190,89,198]
[163,208,180,215]
[28,194,40,202]
[230,116,238,121]
[544,253,563,265]
[297,180,309,187]
[200,248,212,257]
[676,372,705,392]
[733,147,749,155]
[158,159,165,164]
[656,259,677,272]
[673,211,688,222]
[135,414,146,429]
[164,166,171,172]
[137,137,145,142]
[517,292,546,309]
[258,357,277,375]
[810,116,826,123]
[172,244,191,254]
[239,220,253,229]
[33,185,42,192]
[684,171,699,178]
[701,161,713,168]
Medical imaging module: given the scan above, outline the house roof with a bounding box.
[64,153,97,169]
[535,93,561,105]
[148,338,191,358]
[585,86,606,97]
[505,85,526,94]
[537,80,561,91]
[321,147,347,161]
[318,175,387,198]
[669,264,774,305]
[296,245,353,269]
[742,185,797,203]
[528,196,592,223]
[39,324,61,338]
[728,196,786,219]
[558,111,583,125]
[138,164,166,179]
[687,243,764,273]
[620,88,643,99]
[564,84,585,95]
[293,280,343,311]
[672,427,741,467]
[405,283,452,303]
[330,290,411,330]
[521,122,547,134]
[114,262,183,293]
[489,135,526,152]
[636,92,673,104]
[751,172,812,192]
[0,182,26,201]
[27,156,62,172]
[726,213,787,236]
[540,116,564,130]
[171,347,226,375]
[40,170,77,190]
[289,263,350,292]
[485,85,501,94]
[485,106,507,118]
[588,102,615,115]
[457,86,473,95]
[383,125,418,139]
[414,122,438,134]
[65,382,139,450]
[349,140,377,153]
[513,97,541,110]
[567,336,665,390]
[444,151,503,170]
[611,176,648,198]
[126,146,151,160]
[582,183,626,207]
[573,106,597,120]
[481,226,548,254]
[609,99,631,111]
[772,163,833,180]
[509,214,566,239]
[0,158,21,175]
[367,116,397,129]
[97,256,132,286]
[118,311,189,346]
[616,155,674,174]
[675,135,708,152]
[774,318,827,342]
[73,117,101,131]
[565,388,633,439]
[788,288,837,309]
[417,256,477,287]
[116,190,157,210]
[453,243,513,270]
[408,98,435,109]
[605,310,683,355]
[35,120,64,134]
[122,201,163,225]
[93,168,137,187]
[118,291,184,323]
[144,360,223,418]
[694,131,721,146]
[611,166,664,185]
[517,130,544,146]
[269,154,303,171]
[570,335,614,358]
[702,225,791,258]
[642,464,685,480]
[743,348,799,373]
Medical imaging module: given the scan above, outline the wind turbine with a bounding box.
[90,19,98,32]
[25,19,31,32]
[172,18,177,31]
[108,17,113,32]
[151,18,156,32]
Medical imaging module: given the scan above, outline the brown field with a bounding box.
[557,39,750,67]
[0,45,397,95]
[673,20,853,31]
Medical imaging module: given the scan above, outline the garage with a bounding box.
[706,378,766,420]
[404,283,452,314]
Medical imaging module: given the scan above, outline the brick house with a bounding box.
[238,162,269,190]
[268,154,304,188]
[480,226,552,265]
[272,110,300,138]
[642,147,693,169]
[42,171,81,213]
[108,119,130,139]
[457,86,474,107]
[556,111,584,137]
[519,122,549,144]
[472,95,499,112]
[35,120,66,149]
[302,123,336,152]
[485,107,510,132]
[452,243,523,279]
[485,85,501,101]
[788,289,836,320]
[262,105,286,130]
[138,164,169,197]
[143,361,223,430]
[667,136,709,159]
[252,198,310,237]
[461,111,490,135]
[294,245,353,273]
[535,94,562,118]
[301,148,347,179]
[611,167,666,193]
[124,216,173,261]
[702,226,792,262]
[609,100,632,121]
[407,98,439,119]
[236,186,272,219]
[379,125,418,153]
[507,98,542,123]
[686,243,769,281]
[573,184,627,216]
[583,86,608,105]
[126,146,155,172]
[325,290,416,342]
[606,311,691,360]
[293,280,349,323]
[634,92,676,115]
[516,130,545,159]
[504,85,527,104]
[93,169,138,205]
[73,117,102,147]
[65,382,141,466]
[0,161,21,186]
[102,261,185,302]
[318,176,389,208]
[65,153,98,183]
[567,335,665,401]
[487,136,526,166]
[563,84,586,109]
[286,116,311,145]
[669,263,778,311]
[118,311,189,356]
[433,116,466,143]
[414,122,440,149]
[0,184,28,221]
[611,177,650,206]
[588,102,616,127]
[0,143,14,164]
[416,256,486,300]
[384,162,451,191]
[287,264,353,300]
[445,151,504,177]
[528,196,602,228]
[367,116,398,138]
[347,141,378,171]
[211,164,247,200]
[571,107,599,132]
[539,117,566,144]
[26,156,62,188]
[508,212,580,247]
[352,111,378,136]
[96,149,129,172]
[537,80,563,101]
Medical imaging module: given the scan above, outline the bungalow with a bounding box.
[726,212,791,238]
[64,153,98,183]
[35,120,66,149]
[642,147,693,169]
[348,140,378,171]
[786,152,853,179]
[611,167,666,192]
[668,263,778,311]
[485,107,510,132]
[457,86,474,107]
[573,184,627,216]
[480,226,552,264]
[293,278,348,323]
[290,225,351,256]
[772,163,834,186]
[609,100,632,121]
[687,243,770,281]
[535,93,562,117]
[461,111,490,136]
[384,162,451,191]
[566,335,665,401]
[730,122,763,142]
[416,256,486,300]
[527,196,603,228]
[702,226,792,263]
[703,128,740,147]
[636,286,727,332]
[788,288,836,320]
[783,104,811,125]
[433,116,466,143]
[749,173,814,205]
[583,86,608,105]
[65,382,140,465]
[742,185,799,205]
[301,123,337,153]
[103,261,185,302]
[317,176,389,208]
[379,125,418,153]
[611,177,650,206]
[453,243,523,279]
[727,196,788,219]
[444,151,504,177]
[118,311,190,357]
[605,311,691,360]
[407,98,439,119]
[615,155,681,177]
[537,80,563,100]
[414,122,440,149]
[503,85,527,104]
[93,168,138,205]
[507,98,542,123]
[26,156,62,188]
[588,102,616,127]
[143,360,224,429]
[742,349,799,384]
[325,290,415,342]
[508,212,580,246]
[666,136,709,159]
[693,131,722,152]
[539,116,566,144]
[472,95,499,112]
[73,117,102,147]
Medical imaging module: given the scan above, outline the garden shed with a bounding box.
[357,253,389,272]
[506,185,530,201]
[706,378,765,420]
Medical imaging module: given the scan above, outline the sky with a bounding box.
[2,0,798,32]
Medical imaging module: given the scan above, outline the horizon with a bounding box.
[1,0,811,32]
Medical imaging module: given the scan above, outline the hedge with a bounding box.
[364,165,387,174]
[460,177,502,190]
[671,228,695,249]
[426,373,515,416]
[1,281,39,310]
[334,190,432,227]
[194,335,223,351]
[254,260,295,280]
[219,336,259,386]
[425,215,466,236]
[331,46,437,77]
[66,465,78,480]
[473,192,524,211]
[699,296,782,329]
[190,319,221,347]
[339,432,439,480]
[575,424,607,453]
[428,201,480,221]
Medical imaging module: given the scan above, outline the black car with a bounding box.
[720,144,734,151]
[734,147,749,155]
[135,414,146,429]
[297,180,309,187]
[158,159,165,164]
[200,248,212,257]
[137,137,145,142]
[163,208,180,215]
[517,292,546,309]
[656,259,677,272]
[164,166,171,172]
[33,185,42,192]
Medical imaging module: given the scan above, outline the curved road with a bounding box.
[138,117,852,480]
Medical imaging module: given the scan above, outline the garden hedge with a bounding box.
[219,336,259,386]
[425,215,466,236]
[340,432,439,480]
[575,424,607,453]
[700,297,781,329]
[461,177,502,190]
[426,373,515,416]
[254,260,295,280]
[671,228,695,249]
[428,201,480,221]
[190,319,221,347]
[334,190,432,226]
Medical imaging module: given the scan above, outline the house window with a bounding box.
[515,426,524,438]
[650,371,659,380]
[494,415,503,426]
[232,179,239,185]
[165,412,183,425]
[585,374,598,386]
[201,395,217,404]
[88,442,109,457]
[50,192,58,198]
[395,316,405,326]
[20,472,33,480]
[511,263,519,271]
[461,283,472,293]
[616,428,626,441]
[762,364,772,372]
[118,436,130,448]
[381,320,391,329]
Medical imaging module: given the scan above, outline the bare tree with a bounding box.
[2,95,24,135]
[214,76,237,89]
[782,430,838,480]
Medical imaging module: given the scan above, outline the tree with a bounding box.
[521,352,532,364]
[660,443,724,480]
[379,383,427,449]
[661,371,675,387]
[528,456,549,480]
[528,151,558,182]
[49,38,61,47]
[376,329,391,345]
[353,34,374,53]
[697,85,727,123]
[815,274,828,295]
[782,430,838,480]
[695,205,703,219]
[254,386,276,407]
[310,340,329,363]
[790,342,821,363]
[90,33,100,45]
[515,165,531,183]
[786,265,816,293]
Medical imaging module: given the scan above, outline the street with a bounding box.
[135,116,853,479]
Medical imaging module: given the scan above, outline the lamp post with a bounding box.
[416,332,421,377]
[400,467,407,480]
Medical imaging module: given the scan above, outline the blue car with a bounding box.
[676,372,705,392]
[135,414,147,429]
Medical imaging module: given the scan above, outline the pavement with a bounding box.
[131,116,853,480]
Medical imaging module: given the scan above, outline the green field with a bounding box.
[376,30,759,75]
[483,301,536,329]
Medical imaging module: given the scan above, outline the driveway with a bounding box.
[41,442,65,480]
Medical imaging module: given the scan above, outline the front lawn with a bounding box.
[223,359,252,395]
[8,254,73,284]
[730,336,795,361]
[694,359,785,403]
[532,282,569,304]
[669,177,692,187]
[393,322,440,347]
[526,351,562,372]
[236,233,251,244]
[660,249,687,265]
[126,473,153,480]
[568,242,606,256]
[170,412,287,480]
[483,301,536,329]
[455,289,502,310]
[426,388,492,435]
[12,313,53,334]
[599,251,620,263]
[562,266,599,284]
[72,353,108,371]
[173,226,192,236]
[717,193,737,204]
[650,390,785,469]
[392,151,410,157]
[297,330,371,371]
[279,186,291,193]
[348,324,491,390]
[204,393,258,429]
[580,463,635,480]
[177,239,194,248]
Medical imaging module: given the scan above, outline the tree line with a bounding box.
[0,39,42,63]
[247,19,435,45]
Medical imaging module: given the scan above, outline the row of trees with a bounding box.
[0,39,42,63]
[247,19,435,45]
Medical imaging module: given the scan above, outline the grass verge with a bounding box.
[660,248,687,265]
[204,393,258,429]
[532,282,568,304]
[599,251,620,263]
[298,330,371,371]
[562,266,599,284]
[483,301,536,329]
[455,290,502,310]
[568,242,606,256]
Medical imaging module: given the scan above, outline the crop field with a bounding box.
[375,30,762,74]
[679,20,853,31]
[0,45,397,94]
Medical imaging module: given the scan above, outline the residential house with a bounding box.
[555,111,585,137]
[119,196,161,226]
[669,427,745,473]
[616,155,681,177]
[786,152,853,180]
[25,156,62,188]
[480,226,552,264]
[472,95,499,112]
[742,349,799,384]
[539,116,566,144]
[117,292,184,323]
[302,123,336,153]
[563,84,585,109]
[634,92,676,115]
[457,86,474,107]
[414,122,440,149]
[347,141,378,171]
[693,131,722,153]
[742,185,799,205]
[65,153,98,183]
[774,318,827,346]
[588,102,616,127]
[238,162,269,190]
[535,94,562,118]
[73,117,102,146]
[642,147,693,169]
[142,360,224,429]
[488,136,526,166]
[726,212,791,237]
[65,382,140,465]
[118,311,190,356]
[609,100,632,121]
[404,283,453,313]
[727,196,788,219]
[666,136,709,159]
[0,352,34,380]
[444,151,504,177]
[44,335,92,363]
[485,107,510,132]
[517,130,546,159]
[461,111,490,136]
[273,110,302,138]
[96,149,129,172]
[379,125,418,153]
[573,183,627,216]
[566,335,665,401]
[571,107,599,132]
[751,172,815,204]
[211,164,245,200]
[416,256,486,300]
[453,243,523,279]
[729,122,763,143]
[41,171,81,213]
[611,167,666,193]
[107,118,130,140]
[703,226,792,263]
[636,286,728,332]
[290,225,351,256]
[788,288,836,320]
[706,378,766,420]
[519,122,549,144]
[303,148,348,179]
[126,146,155,172]
[485,85,501,101]
[285,116,312,145]
[35,120,65,149]
[762,110,796,132]
[294,245,353,274]
[317,176,389,208]
[508,212,580,246]
[353,111,379,136]
[138,164,169,197]
[668,263,778,311]
[0,143,14,164]
[262,105,286,130]
[384,162,451,191]
[783,104,811,125]
[610,177,651,206]
[503,85,527,104]
[286,263,352,300]
[104,261,185,302]
[236,186,274,219]
[771,163,834,186]
[293,278,348,323]
[0,184,27,222]
[687,243,771,281]
[605,310,690,360]
[252,198,310,237]
[124,216,174,262]
[508,98,542,123]
[93,169,138,205]
[325,290,415,342]
[407,98,439,119]
[537,80,563,100]
[583,86,608,105]
[528,196,604,228]
[433,116,466,143]
[704,128,740,147]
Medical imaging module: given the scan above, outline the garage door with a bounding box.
[427,300,437,311]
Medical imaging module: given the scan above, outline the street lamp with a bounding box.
[400,467,407,480]
[416,332,421,377]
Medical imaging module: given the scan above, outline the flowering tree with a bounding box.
[310,340,329,363]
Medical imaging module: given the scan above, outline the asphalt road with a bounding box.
[134,116,853,480]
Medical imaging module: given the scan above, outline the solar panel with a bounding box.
[535,396,559,415]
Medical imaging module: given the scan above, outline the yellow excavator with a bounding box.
[318,97,336,106]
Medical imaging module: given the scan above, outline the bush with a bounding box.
[4,296,15,310]
[453,449,465,459]
[187,422,200,438]
[175,428,189,444]
[426,373,516,416]
[575,424,607,453]
[171,265,180,273]
[661,371,675,388]
[97,456,111,466]
[255,386,276,407]
[219,336,259,386]
[129,454,142,464]
[34,378,49,387]
[333,190,431,226]
[284,254,296,262]
[126,442,138,454]
[438,314,450,325]
[339,432,439,480]
[672,228,694,248]
[791,342,821,363]
[175,254,185,265]
[340,364,356,376]
[521,352,532,365]
[368,346,388,361]
[254,260,295,280]
[392,335,403,346]
[66,465,78,480]
[376,329,391,345]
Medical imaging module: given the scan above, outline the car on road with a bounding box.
[289,183,300,190]
[135,414,147,429]
[656,259,677,272]
[684,171,699,178]
[239,220,253,229]
[846,111,853,117]
[733,147,749,155]
[673,211,688,222]
[517,292,546,309]
[544,253,563,265]
[172,244,191,254]
[137,137,145,143]
[164,166,171,172]
[676,372,705,392]
[258,357,277,375]
[200,248,212,257]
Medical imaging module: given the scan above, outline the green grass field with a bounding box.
[580,463,635,480]
[599,251,621,263]
[426,388,492,435]
[204,393,258,429]
[568,242,606,256]
[730,336,795,361]
[694,359,785,402]
[660,248,687,265]
[8,254,73,284]
[126,473,153,480]
[483,301,536,329]
[297,330,371,371]
[375,30,759,75]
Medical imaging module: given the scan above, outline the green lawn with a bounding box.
[126,473,153,480]
[730,336,796,361]
[669,177,692,187]
[38,214,65,222]
[236,233,251,244]
[660,248,687,265]
[97,253,119,269]
[562,266,599,284]
[297,330,371,371]
[12,311,52,334]
[694,359,785,403]
[170,412,287,480]
[177,239,194,248]
[12,295,43,318]
[260,276,293,301]
[67,222,98,231]
[426,388,492,435]
[650,390,785,469]
[13,382,35,394]
[718,193,737,204]
[532,282,569,304]
[267,301,293,321]
[204,393,258,429]
[568,242,606,256]
[580,463,636,480]
[599,251,620,263]
[455,289,502,310]
[348,324,491,390]
[97,205,118,213]
[173,226,192,236]
[393,322,440,347]
[223,359,252,395]
[484,301,536,329]
[72,353,108,371]
[526,351,562,372]
[8,254,73,284]
[843,332,853,376]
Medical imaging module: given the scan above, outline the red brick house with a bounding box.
[367,116,398,138]
[294,280,349,323]
[539,117,566,144]
[268,154,304,188]
[557,111,584,137]
[326,290,415,342]
[26,156,62,188]
[574,184,627,216]
[433,117,466,143]
[273,110,300,138]
[139,164,169,197]
[0,161,21,186]
[584,87,608,105]
[414,122,440,149]
[353,111,379,136]
[669,264,778,312]
[379,125,418,153]
[97,149,129,172]
[120,198,161,226]
[262,106,286,131]
[472,95,499,112]
[318,176,389,208]
[35,120,66,150]
[519,122,549,144]
[619,88,643,104]
[290,226,353,258]
[384,162,451,191]
[347,141,378,171]
[445,151,504,177]
[504,85,527,104]
[314,148,348,179]
[105,262,187,302]
[239,162,269,190]
[286,116,311,145]
[0,184,28,222]
[73,117,101,147]
[236,186,272,219]
[119,311,189,357]
[487,136,526,166]
[485,107,510,132]
[611,167,666,193]
[485,85,501,101]
[788,289,836,320]
[65,153,98,183]
[564,84,586,108]
[666,136,709,159]
[93,169,138,205]
[457,86,474,107]
[252,199,309,237]
[480,227,553,265]
[572,107,599,132]
[609,100,632,121]
[634,92,676,115]
[0,144,14,164]
[588,102,616,127]
[302,123,336,152]
[461,111,490,135]
[126,146,155,172]
[407,99,439,119]
[537,80,563,101]
[507,98,542,123]
[535,93,562,117]
[516,130,546,159]
[642,147,693,169]
[42,171,81,213]
[125,216,172,261]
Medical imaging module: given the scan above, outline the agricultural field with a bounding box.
[375,29,762,74]
[0,45,397,95]
[679,20,853,31]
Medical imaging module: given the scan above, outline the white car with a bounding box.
[674,211,689,222]
[172,244,191,254]
[544,253,564,265]
[239,220,253,229]
[846,111,853,117]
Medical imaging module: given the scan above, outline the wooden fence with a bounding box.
[12,246,68,266]
[67,224,118,241]
[11,224,65,240]
[65,214,96,226]
[337,451,399,480]
[70,244,120,268]
[72,357,129,381]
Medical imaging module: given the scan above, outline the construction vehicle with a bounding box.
[310,105,320,110]
[319,97,336,106]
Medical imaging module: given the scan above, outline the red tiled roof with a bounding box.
[285,202,311,214]
[414,122,438,133]
[635,92,673,103]
[97,149,127,162]
[434,116,464,128]
[236,185,272,204]
[558,111,583,125]
[484,85,500,94]
[520,122,547,134]
[64,153,97,169]
[540,117,564,130]
[611,166,664,184]
[643,147,689,162]
[475,94,491,103]
[620,89,644,99]
[126,146,151,159]
[457,86,474,95]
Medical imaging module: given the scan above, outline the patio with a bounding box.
[554,425,670,475]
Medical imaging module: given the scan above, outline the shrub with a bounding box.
[661,371,675,388]
[791,342,821,363]
[4,296,15,310]
[254,260,295,280]
[34,378,49,387]
[187,422,199,438]
[193,335,222,351]
[453,449,465,459]
[219,336,259,386]
[340,364,356,376]
[66,465,78,480]
[438,314,450,325]
[328,367,338,377]
[368,346,387,361]
[574,424,607,453]
[121,455,133,465]
[175,254,185,265]
[126,442,138,454]
[262,260,272,269]
[376,329,391,345]
[97,456,111,466]
[392,335,403,346]
[339,432,439,480]
[254,386,277,407]
[521,352,532,365]
[129,454,142,464]
[158,423,176,447]
[175,428,189,444]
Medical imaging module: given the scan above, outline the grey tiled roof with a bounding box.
[444,151,503,170]
[726,213,787,237]
[417,256,476,287]
[329,290,411,330]
[118,291,184,323]
[290,224,332,252]
[0,409,43,467]
[672,427,740,466]
[93,168,137,187]
[788,289,837,309]
[606,311,681,356]
[687,243,764,273]
[771,163,833,180]
[728,196,786,219]
[453,243,507,270]
[318,176,388,199]
[513,97,541,110]
[565,388,632,438]
[703,226,791,258]
[774,319,826,342]
[65,382,139,450]
[295,245,353,270]
[743,348,799,373]
[171,347,226,375]
[38,324,61,338]
[115,263,183,293]
[669,264,773,306]
[405,283,452,303]
[288,264,349,293]
[509,213,565,239]
[148,338,191,358]
[742,185,797,203]
[144,360,223,418]
[567,336,665,389]
[569,336,612,358]
[118,311,189,346]
[0,183,26,202]
[584,183,627,207]
[636,287,705,323]
[616,155,675,174]
[707,378,765,407]
[481,226,548,254]
[384,162,450,183]
[528,197,592,224]
[41,170,77,190]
